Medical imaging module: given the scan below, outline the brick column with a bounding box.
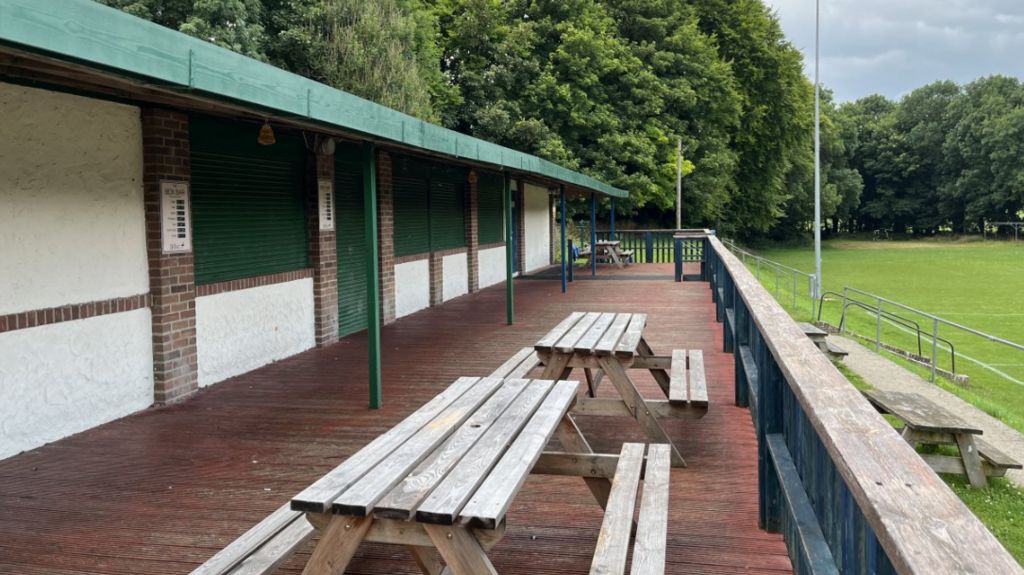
[429,252,444,306]
[308,151,338,346]
[376,150,396,324]
[142,108,198,404]
[516,180,527,274]
[466,171,480,292]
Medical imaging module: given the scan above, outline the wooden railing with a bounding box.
[704,234,1021,575]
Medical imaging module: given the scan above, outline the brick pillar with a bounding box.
[429,252,444,306]
[466,171,480,292]
[376,150,396,324]
[549,192,558,265]
[516,180,527,274]
[142,108,198,404]
[308,151,338,346]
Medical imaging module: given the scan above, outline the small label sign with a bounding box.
[160,180,192,254]
[318,179,334,231]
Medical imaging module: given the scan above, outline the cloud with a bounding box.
[762,0,1024,101]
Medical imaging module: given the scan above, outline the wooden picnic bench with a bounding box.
[864,390,1021,488]
[190,376,672,575]
[531,311,709,468]
[797,322,847,358]
[584,240,633,268]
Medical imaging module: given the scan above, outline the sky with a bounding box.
[761,0,1024,103]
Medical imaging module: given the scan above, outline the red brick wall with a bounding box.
[142,108,197,404]
[429,252,444,306]
[308,152,338,346]
[376,150,396,323]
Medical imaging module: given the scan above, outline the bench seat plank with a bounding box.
[292,377,483,513]
[190,503,301,575]
[332,377,507,516]
[593,314,632,356]
[535,312,586,352]
[668,349,688,403]
[688,350,708,408]
[589,443,645,575]
[975,437,1023,470]
[630,444,671,575]
[416,381,556,524]
[227,516,315,575]
[488,347,537,379]
[864,390,982,434]
[460,381,579,528]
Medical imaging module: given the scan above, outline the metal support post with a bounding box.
[362,142,382,409]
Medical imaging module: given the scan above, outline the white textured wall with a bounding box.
[0,310,154,460]
[442,253,468,301]
[0,82,147,315]
[196,279,315,387]
[478,246,507,289]
[395,260,431,318]
[524,183,552,273]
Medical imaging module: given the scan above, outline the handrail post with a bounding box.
[931,318,939,383]
[674,238,683,282]
[645,231,653,263]
[875,296,883,352]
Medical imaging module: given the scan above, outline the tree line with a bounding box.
[97,1,1022,240]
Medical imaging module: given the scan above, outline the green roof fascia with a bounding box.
[0,0,627,199]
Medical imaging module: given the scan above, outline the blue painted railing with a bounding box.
[703,234,1021,575]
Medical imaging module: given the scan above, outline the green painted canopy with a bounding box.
[0,0,628,199]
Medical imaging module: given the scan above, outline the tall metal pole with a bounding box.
[504,173,514,325]
[362,141,382,409]
[559,185,567,293]
[590,193,597,276]
[676,137,683,230]
[813,0,823,300]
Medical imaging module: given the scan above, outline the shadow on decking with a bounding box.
[0,264,791,575]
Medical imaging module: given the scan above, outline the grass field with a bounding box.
[747,238,1024,433]
[743,238,1024,561]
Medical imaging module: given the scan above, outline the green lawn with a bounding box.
[747,238,1024,434]
[743,238,1024,561]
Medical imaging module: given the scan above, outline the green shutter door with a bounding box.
[392,156,431,257]
[429,164,467,250]
[477,170,504,245]
[335,144,367,336]
[190,115,308,284]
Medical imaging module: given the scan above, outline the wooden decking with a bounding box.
[0,264,791,575]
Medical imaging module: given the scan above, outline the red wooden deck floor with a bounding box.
[0,265,791,575]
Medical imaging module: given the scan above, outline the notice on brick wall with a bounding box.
[160,180,192,254]
[318,179,334,231]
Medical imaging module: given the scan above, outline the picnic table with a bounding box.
[533,311,709,468]
[864,390,1021,488]
[584,240,633,268]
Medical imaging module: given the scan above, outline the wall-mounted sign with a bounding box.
[318,179,335,231]
[160,180,192,254]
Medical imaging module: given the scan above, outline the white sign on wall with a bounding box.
[160,180,192,254]
[318,179,335,231]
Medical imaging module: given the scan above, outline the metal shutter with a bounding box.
[477,171,504,245]
[335,143,368,336]
[429,164,468,250]
[190,115,308,285]
[392,156,431,257]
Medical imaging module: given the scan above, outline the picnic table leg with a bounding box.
[584,368,597,397]
[423,524,498,575]
[407,545,452,575]
[540,352,573,380]
[955,434,989,488]
[554,414,612,509]
[598,356,687,467]
[302,515,373,575]
[637,338,671,396]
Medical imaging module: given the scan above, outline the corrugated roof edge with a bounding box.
[0,0,628,199]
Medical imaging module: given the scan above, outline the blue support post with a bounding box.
[674,238,683,282]
[568,240,575,282]
[560,185,567,294]
[590,193,597,277]
[504,173,514,325]
[645,231,654,263]
[610,198,616,240]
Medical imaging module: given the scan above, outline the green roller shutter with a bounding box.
[392,156,431,257]
[429,164,467,250]
[477,170,504,245]
[335,143,368,336]
[190,114,308,284]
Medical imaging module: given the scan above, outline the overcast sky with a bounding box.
[761,0,1024,102]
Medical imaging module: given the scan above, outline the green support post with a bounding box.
[504,173,514,325]
[363,141,383,408]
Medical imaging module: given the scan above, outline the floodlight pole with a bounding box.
[676,137,683,230]
[813,0,823,300]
